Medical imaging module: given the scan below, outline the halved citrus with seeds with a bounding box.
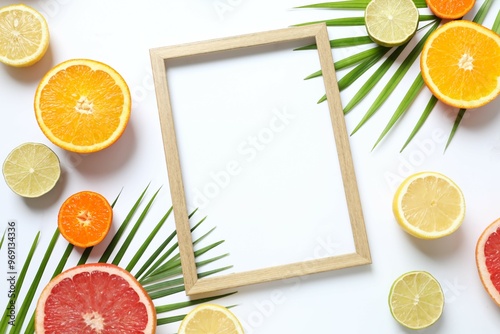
[364,0,419,47]
[34,59,131,153]
[420,20,500,109]
[388,271,444,330]
[58,191,113,248]
[35,263,156,333]
[476,218,500,307]
[0,4,49,67]
[392,171,465,239]
[2,142,60,198]
[425,0,475,19]
[178,303,244,334]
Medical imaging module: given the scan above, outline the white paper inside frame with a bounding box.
[165,38,355,275]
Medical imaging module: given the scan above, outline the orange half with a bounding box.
[58,191,113,248]
[34,59,131,153]
[420,20,500,109]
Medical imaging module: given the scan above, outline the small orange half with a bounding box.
[58,191,113,248]
[34,59,131,153]
[425,0,475,19]
[420,20,500,109]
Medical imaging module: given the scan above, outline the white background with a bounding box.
[1,0,500,333]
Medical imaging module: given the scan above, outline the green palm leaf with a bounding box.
[474,0,495,25]
[0,186,233,333]
[0,232,39,333]
[372,74,425,149]
[445,109,467,150]
[316,47,391,104]
[294,17,366,26]
[0,230,5,249]
[138,216,207,280]
[338,47,389,91]
[342,42,408,114]
[99,185,150,263]
[112,187,162,266]
[296,0,428,9]
[400,96,438,152]
[10,230,60,334]
[304,45,389,80]
[126,206,172,272]
[294,14,435,27]
[295,35,373,50]
[493,10,500,32]
[335,46,388,70]
[296,0,497,150]
[350,20,440,135]
[296,0,372,10]
[155,292,237,325]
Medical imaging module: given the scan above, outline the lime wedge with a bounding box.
[365,0,419,47]
[389,271,444,330]
[2,142,61,198]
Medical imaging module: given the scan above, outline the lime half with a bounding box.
[389,271,444,330]
[3,142,61,198]
[365,0,419,47]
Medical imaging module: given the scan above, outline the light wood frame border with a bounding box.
[150,24,371,297]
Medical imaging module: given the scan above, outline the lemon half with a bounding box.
[3,142,60,198]
[178,303,244,334]
[392,171,465,239]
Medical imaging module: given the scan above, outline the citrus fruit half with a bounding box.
[425,0,475,19]
[364,0,419,47]
[420,20,500,109]
[35,263,156,333]
[476,218,500,306]
[2,142,60,198]
[389,271,444,330]
[0,4,49,67]
[58,191,113,248]
[178,303,244,334]
[392,171,465,239]
[34,59,131,153]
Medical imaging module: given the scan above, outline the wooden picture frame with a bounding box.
[150,23,371,297]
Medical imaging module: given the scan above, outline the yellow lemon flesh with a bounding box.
[392,171,465,239]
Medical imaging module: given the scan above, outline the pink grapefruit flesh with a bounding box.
[35,263,156,333]
[476,218,500,306]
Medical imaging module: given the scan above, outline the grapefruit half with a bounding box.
[35,263,156,333]
[476,218,500,306]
